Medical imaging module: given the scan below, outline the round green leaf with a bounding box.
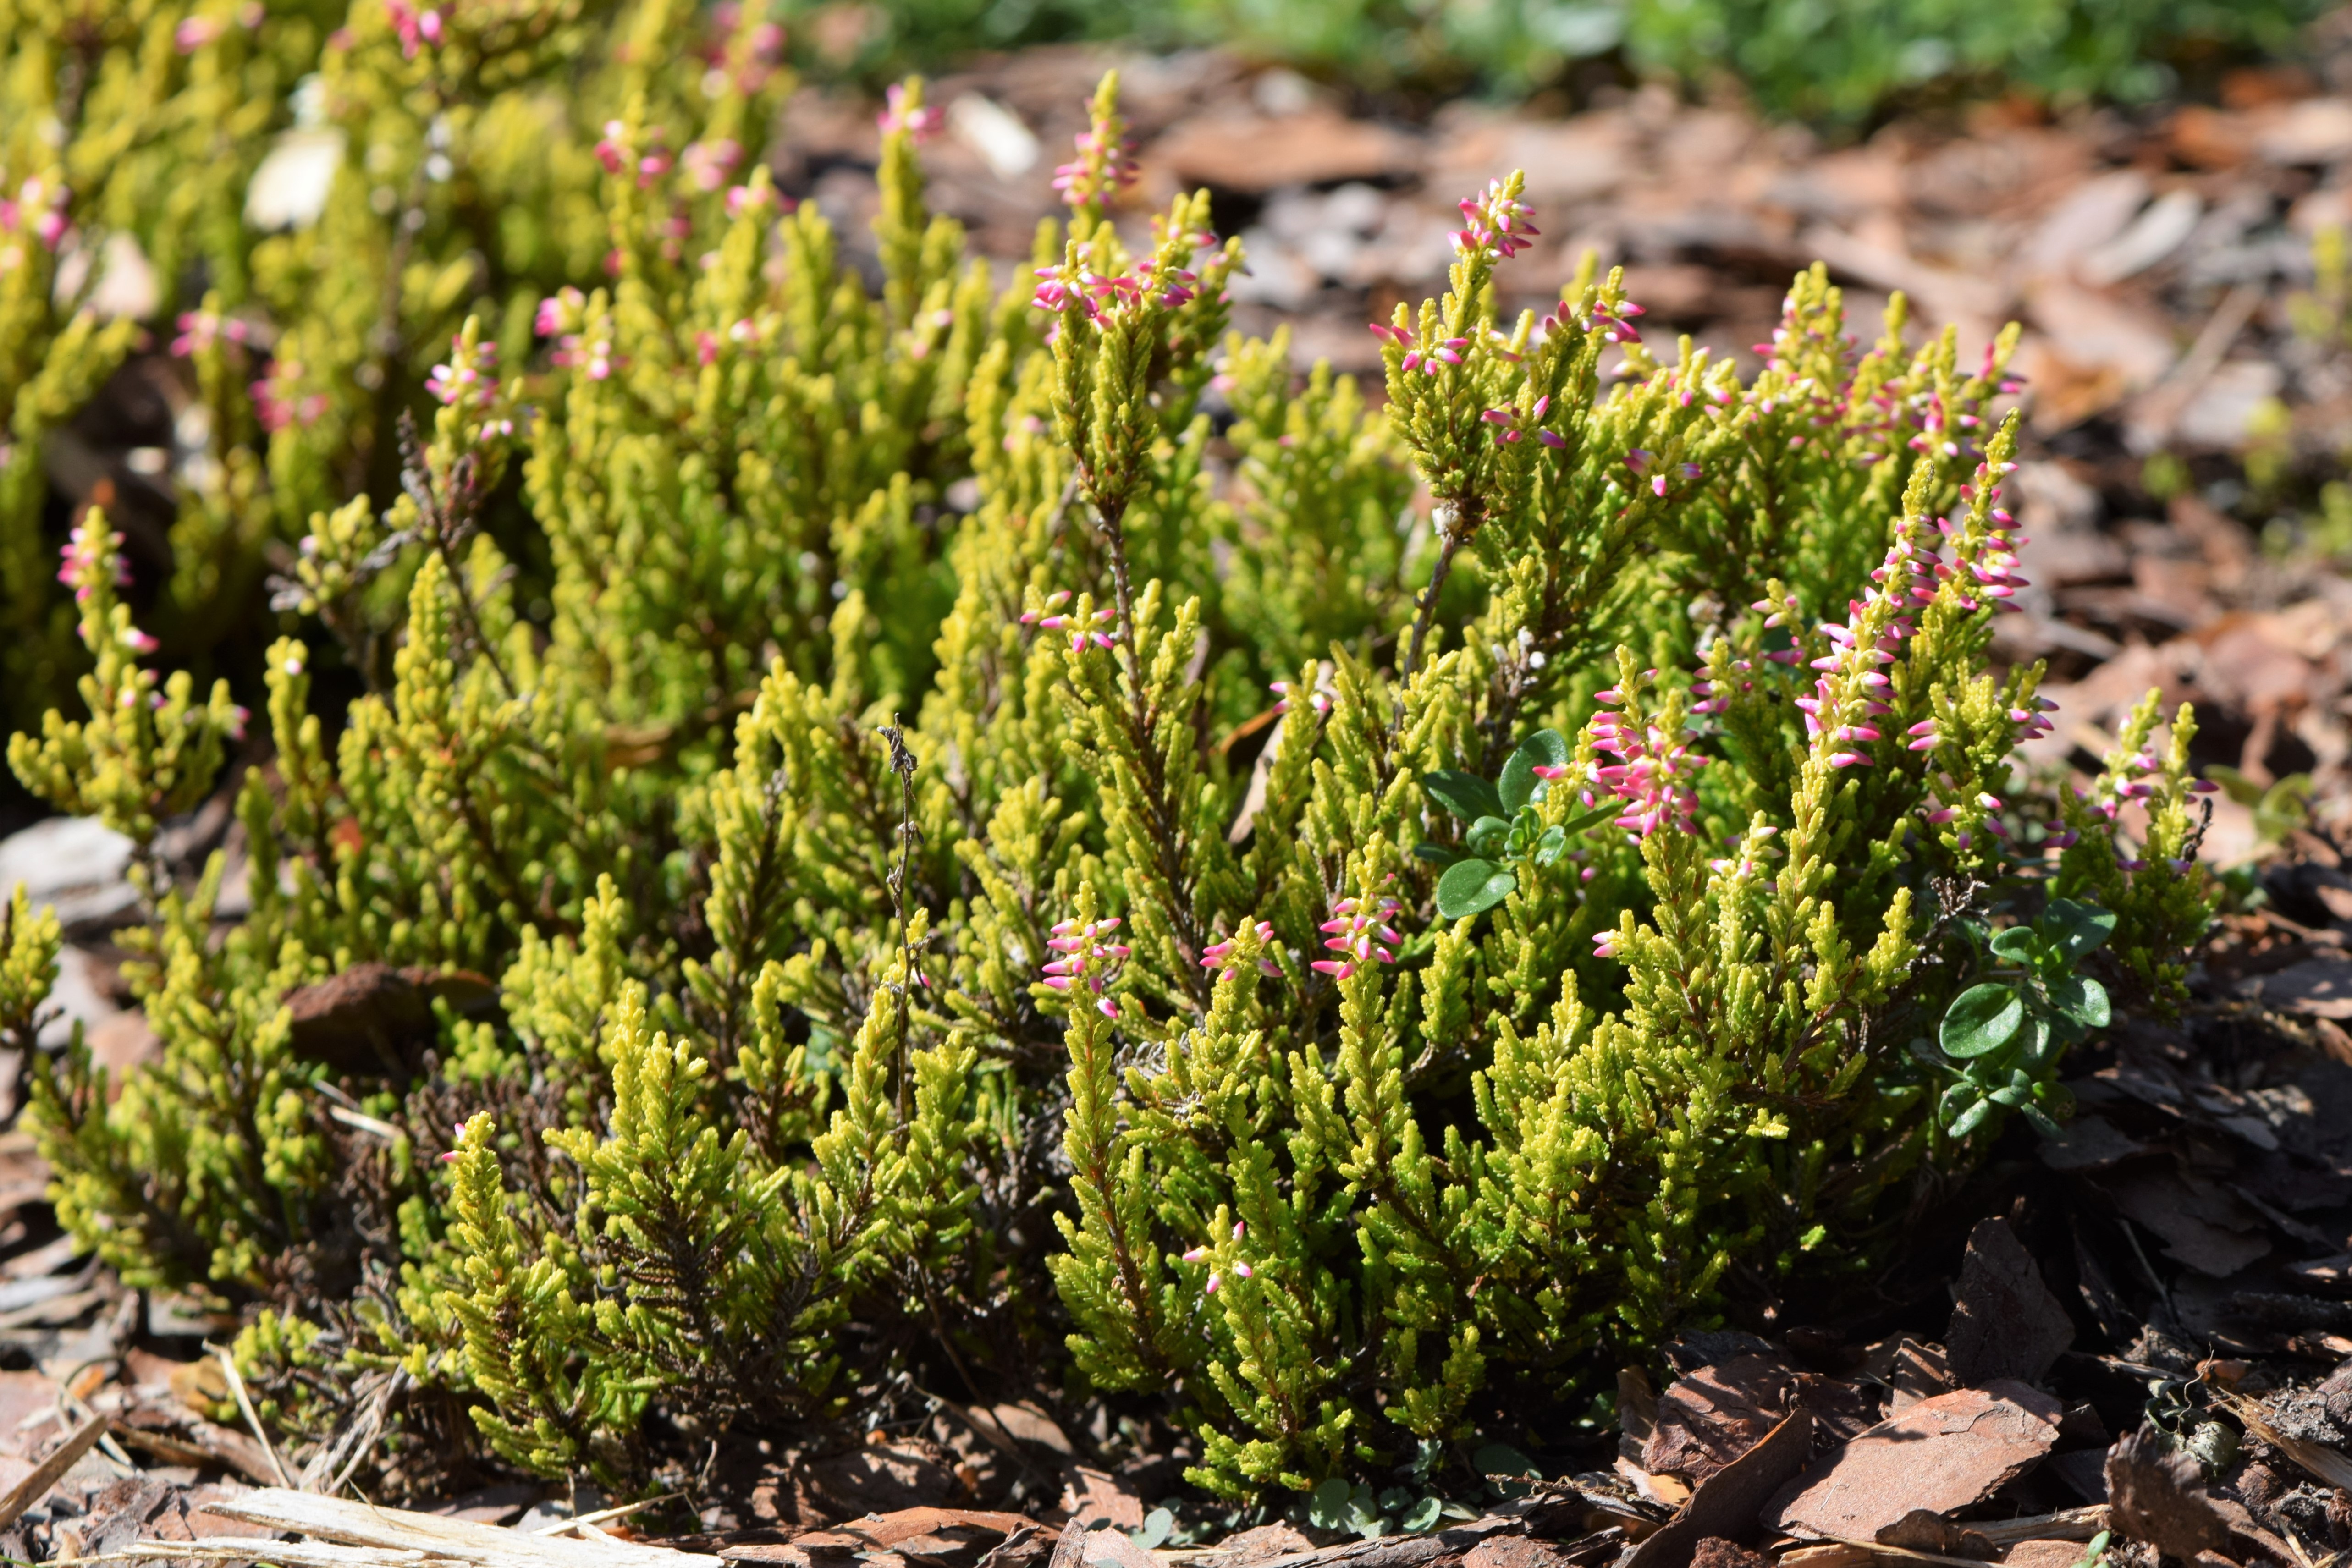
[1498,728,1570,814]
[2044,898,2117,959]
[1948,1096,1993,1139]
[1422,769,1504,823]
[1466,815,1510,857]
[1413,841,1465,867]
[1989,926,2041,962]
[1473,1440,1539,1480]
[1133,1510,1174,1551]
[2048,974,2110,1029]
[2013,1011,2056,1071]
[1533,825,1568,866]
[1940,982,2024,1059]
[1401,1496,1443,1533]
[1436,858,1516,920]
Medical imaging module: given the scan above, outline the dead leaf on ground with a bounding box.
[1945,1219,2077,1387]
[1765,1382,2062,1541]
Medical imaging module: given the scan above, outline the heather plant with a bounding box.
[6,52,2213,1505]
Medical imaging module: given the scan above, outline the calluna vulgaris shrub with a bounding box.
[1,0,2216,1505]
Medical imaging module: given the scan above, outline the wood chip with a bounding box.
[1765,1384,2062,1541]
[199,1488,723,1568]
[1944,1220,2075,1388]
[1625,1413,1814,1568]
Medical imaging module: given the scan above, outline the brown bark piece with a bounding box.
[1220,1525,1317,1565]
[1058,1467,1144,1530]
[1890,1340,1956,1414]
[284,963,494,1077]
[1462,1538,1592,1568]
[1765,1382,2063,1540]
[2002,1543,2089,1568]
[2106,1430,2228,1560]
[1686,1541,1769,1568]
[1643,1354,1795,1483]
[2101,1168,2271,1277]
[1626,1412,1815,1568]
[1876,1509,2000,1559]
[1945,1219,2077,1388]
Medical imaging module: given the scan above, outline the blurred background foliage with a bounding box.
[797,0,2330,121]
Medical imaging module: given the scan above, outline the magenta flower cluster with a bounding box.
[1622,448,1701,495]
[1313,897,1400,982]
[1478,394,1566,447]
[1,174,70,254]
[1031,261,1198,328]
[876,84,943,142]
[537,289,617,380]
[1451,180,1538,262]
[251,358,329,433]
[1042,916,1127,1019]
[1365,321,1467,376]
[680,138,743,193]
[384,0,446,56]
[1185,1221,1251,1293]
[1584,684,1707,838]
[1019,590,1118,652]
[1052,127,1139,209]
[57,522,129,606]
[1200,922,1279,977]
[170,309,253,358]
[424,335,495,407]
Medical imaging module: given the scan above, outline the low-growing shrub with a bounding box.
[5,29,2214,1502]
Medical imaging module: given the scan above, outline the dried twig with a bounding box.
[534,1497,676,1538]
[0,1412,110,1530]
[213,1343,295,1488]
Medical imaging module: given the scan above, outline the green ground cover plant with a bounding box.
[0,5,2215,1505]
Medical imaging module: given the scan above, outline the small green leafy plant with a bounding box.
[1418,729,1610,920]
[1927,898,2115,1139]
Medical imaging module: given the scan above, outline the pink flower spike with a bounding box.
[1183,1246,1207,1263]
[1234,1262,1252,1279]
[1233,1221,1245,1240]
[1205,1274,1221,1293]
[1592,933,1620,960]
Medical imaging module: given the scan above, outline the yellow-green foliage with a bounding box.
[2,20,2213,1501]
